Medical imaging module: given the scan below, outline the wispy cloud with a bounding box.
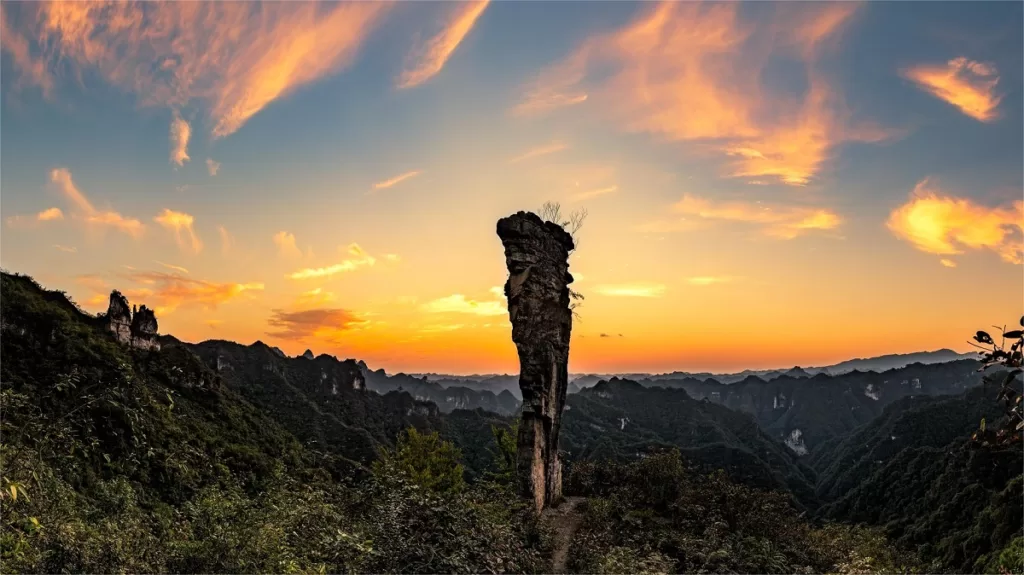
[508,142,568,164]
[296,287,336,307]
[122,270,264,314]
[169,113,191,166]
[372,170,422,191]
[50,168,144,237]
[154,208,202,253]
[594,283,667,298]
[687,276,737,286]
[422,293,506,316]
[903,57,1002,122]
[218,225,233,256]
[5,207,64,227]
[267,307,368,341]
[666,194,842,239]
[419,323,466,334]
[512,2,891,186]
[288,243,377,280]
[155,260,190,275]
[397,1,489,89]
[0,5,55,99]
[76,274,110,292]
[887,178,1022,264]
[571,185,618,202]
[53,244,77,253]
[940,259,957,268]
[1,2,391,139]
[206,158,221,176]
[273,231,305,259]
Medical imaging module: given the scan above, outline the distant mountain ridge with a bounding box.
[381,349,977,395]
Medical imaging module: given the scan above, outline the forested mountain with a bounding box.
[560,378,819,507]
[639,362,983,454]
[810,384,1023,573]
[1,270,1020,574]
[358,366,520,415]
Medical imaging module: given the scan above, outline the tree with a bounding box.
[969,317,1024,447]
[372,428,465,493]
[538,201,587,252]
[537,201,587,316]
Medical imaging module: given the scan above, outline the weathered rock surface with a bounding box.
[107,291,132,344]
[105,291,160,351]
[497,211,574,512]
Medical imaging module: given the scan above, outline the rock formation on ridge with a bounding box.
[496,211,574,512]
[105,291,160,350]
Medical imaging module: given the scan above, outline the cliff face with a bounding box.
[497,211,574,512]
[106,291,160,351]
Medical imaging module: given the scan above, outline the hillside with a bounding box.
[2,270,1020,574]
[0,271,549,574]
[642,362,983,454]
[560,378,819,507]
[809,384,1023,572]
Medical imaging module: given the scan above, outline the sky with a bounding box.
[1,1,1022,375]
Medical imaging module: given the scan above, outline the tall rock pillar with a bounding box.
[496,212,574,512]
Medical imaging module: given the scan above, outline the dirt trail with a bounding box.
[543,496,586,574]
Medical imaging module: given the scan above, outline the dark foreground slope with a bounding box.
[560,378,819,507]
[0,272,550,573]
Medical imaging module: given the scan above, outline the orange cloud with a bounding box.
[0,5,55,98]
[37,207,63,221]
[594,283,667,298]
[287,243,377,280]
[670,194,842,239]
[513,2,888,185]
[154,208,202,253]
[508,142,568,164]
[940,259,957,268]
[887,179,1023,264]
[422,293,506,316]
[169,113,190,166]
[903,57,1002,122]
[123,270,264,314]
[5,207,64,227]
[206,158,221,176]
[397,1,489,89]
[5,2,390,139]
[53,244,77,253]
[372,170,422,191]
[267,307,368,341]
[50,168,144,237]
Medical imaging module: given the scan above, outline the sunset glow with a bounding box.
[2,1,1021,374]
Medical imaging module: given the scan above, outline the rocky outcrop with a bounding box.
[107,291,132,343]
[497,211,574,512]
[105,291,160,351]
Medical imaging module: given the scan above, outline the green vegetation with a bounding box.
[563,451,919,574]
[1,270,1020,574]
[0,272,545,574]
